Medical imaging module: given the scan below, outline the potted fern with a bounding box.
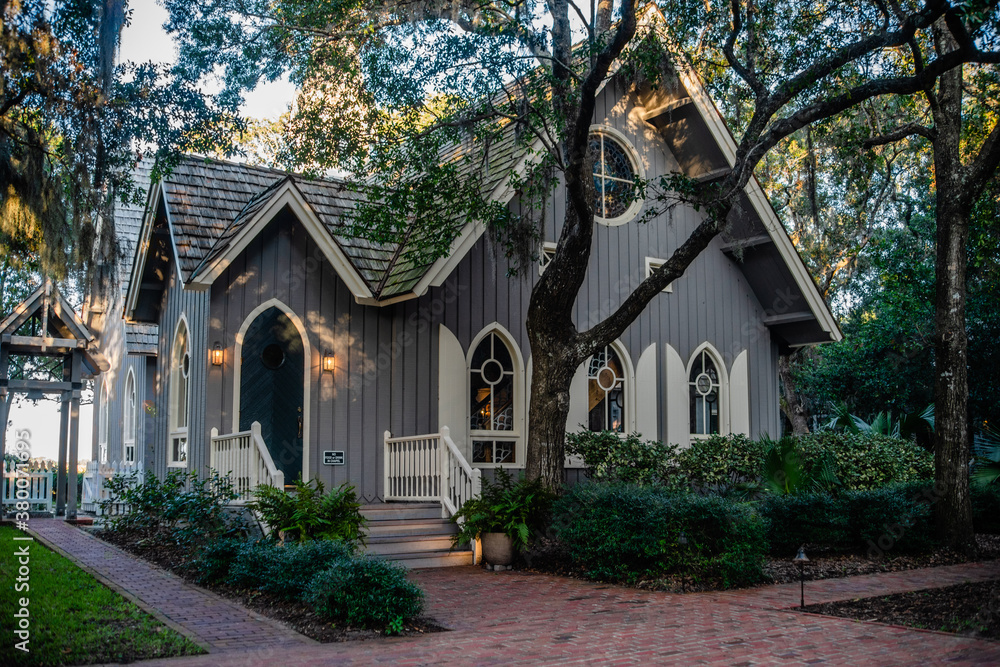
[451,469,555,566]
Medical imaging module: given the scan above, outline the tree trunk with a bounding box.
[778,352,810,435]
[929,39,975,552]
[524,344,578,490]
[931,198,975,552]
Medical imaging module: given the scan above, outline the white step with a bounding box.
[366,519,459,538]
[386,550,475,569]
[360,503,443,521]
[365,534,459,555]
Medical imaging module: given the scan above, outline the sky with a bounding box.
[5,1,298,464]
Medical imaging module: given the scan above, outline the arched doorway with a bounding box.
[239,307,304,484]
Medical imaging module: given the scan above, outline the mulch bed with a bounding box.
[522,534,1000,593]
[801,579,1000,640]
[94,529,447,643]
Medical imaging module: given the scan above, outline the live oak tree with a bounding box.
[862,13,1000,551]
[164,0,999,491]
[0,0,235,326]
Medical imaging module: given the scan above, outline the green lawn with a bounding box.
[0,524,204,666]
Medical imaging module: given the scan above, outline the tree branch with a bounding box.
[863,122,937,146]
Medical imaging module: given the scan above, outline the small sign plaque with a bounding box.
[323,450,345,466]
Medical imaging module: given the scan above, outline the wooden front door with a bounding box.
[239,307,304,484]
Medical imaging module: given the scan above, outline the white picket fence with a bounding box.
[81,460,144,515]
[384,425,482,517]
[2,460,54,512]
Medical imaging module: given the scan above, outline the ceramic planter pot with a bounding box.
[480,532,515,565]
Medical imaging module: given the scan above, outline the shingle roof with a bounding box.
[125,322,158,354]
[158,152,519,299]
[115,157,154,292]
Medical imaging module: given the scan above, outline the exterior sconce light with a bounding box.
[211,343,224,366]
[793,545,810,608]
[322,351,335,373]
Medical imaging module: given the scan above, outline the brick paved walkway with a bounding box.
[30,518,1000,665]
[28,518,314,653]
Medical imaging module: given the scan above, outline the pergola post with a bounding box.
[56,390,70,515]
[66,351,82,520]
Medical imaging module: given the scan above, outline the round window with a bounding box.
[589,129,643,225]
[261,343,286,370]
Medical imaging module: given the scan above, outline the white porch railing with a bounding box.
[384,425,482,517]
[210,421,285,502]
[2,460,54,512]
[81,460,144,515]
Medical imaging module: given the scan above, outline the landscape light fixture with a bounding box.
[322,351,335,373]
[793,545,810,609]
[211,343,224,367]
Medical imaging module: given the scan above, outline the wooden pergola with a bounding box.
[0,281,108,520]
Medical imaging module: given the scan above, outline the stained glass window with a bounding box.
[588,346,626,433]
[470,332,518,463]
[690,350,721,435]
[590,131,638,221]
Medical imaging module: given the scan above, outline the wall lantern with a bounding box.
[211,343,224,366]
[322,350,335,373]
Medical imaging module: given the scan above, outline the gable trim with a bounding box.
[186,181,374,299]
[124,182,163,321]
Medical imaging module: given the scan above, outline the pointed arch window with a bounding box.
[98,382,109,463]
[588,346,626,433]
[469,331,518,464]
[169,320,190,466]
[690,349,721,435]
[123,370,137,464]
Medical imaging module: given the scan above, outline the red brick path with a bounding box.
[29,519,1000,665]
[28,519,314,652]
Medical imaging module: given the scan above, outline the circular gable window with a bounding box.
[589,127,644,226]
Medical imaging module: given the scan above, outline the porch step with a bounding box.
[360,502,473,569]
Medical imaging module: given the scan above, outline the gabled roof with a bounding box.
[1,281,109,375]
[125,8,839,346]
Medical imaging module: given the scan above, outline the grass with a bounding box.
[0,524,205,666]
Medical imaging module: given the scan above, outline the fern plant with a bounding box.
[250,479,366,545]
[451,469,555,551]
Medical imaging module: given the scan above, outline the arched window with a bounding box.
[469,331,518,464]
[588,346,626,433]
[98,382,109,463]
[169,319,190,466]
[589,127,643,225]
[123,370,136,464]
[689,349,722,435]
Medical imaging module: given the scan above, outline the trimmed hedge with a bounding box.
[972,484,1000,534]
[759,484,936,556]
[794,433,933,490]
[304,557,424,630]
[565,431,680,485]
[222,539,354,600]
[675,434,765,494]
[553,483,768,588]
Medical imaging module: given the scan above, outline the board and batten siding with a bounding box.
[191,76,781,499]
[149,262,210,481]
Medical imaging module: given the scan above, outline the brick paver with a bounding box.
[29,518,1000,665]
[28,518,314,652]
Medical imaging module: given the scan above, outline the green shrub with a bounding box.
[225,539,353,599]
[187,537,245,585]
[249,479,366,544]
[758,493,850,555]
[675,434,765,495]
[759,484,936,555]
[565,430,680,485]
[452,468,555,550]
[972,484,1000,534]
[795,432,933,490]
[101,469,242,549]
[304,557,424,631]
[553,483,768,588]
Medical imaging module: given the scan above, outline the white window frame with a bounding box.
[644,257,674,293]
[98,381,109,463]
[584,341,636,435]
[467,325,524,468]
[589,125,646,226]
[168,316,190,467]
[123,369,137,464]
[686,343,730,438]
[538,242,558,276]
